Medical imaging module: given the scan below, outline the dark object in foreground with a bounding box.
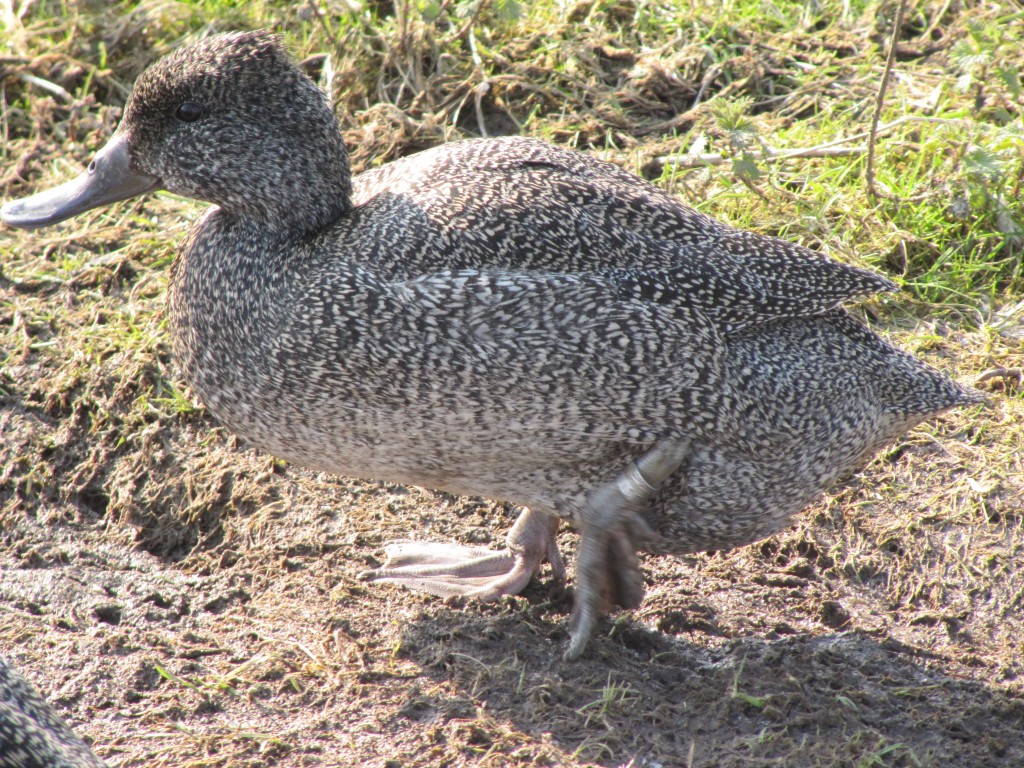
[0,657,106,768]
[1,31,980,660]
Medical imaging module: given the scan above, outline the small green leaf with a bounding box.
[732,152,762,182]
[734,690,767,708]
[964,145,1006,182]
[998,64,1021,100]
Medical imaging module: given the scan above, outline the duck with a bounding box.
[1,31,980,659]
[0,657,106,768]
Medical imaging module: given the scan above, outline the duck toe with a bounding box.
[359,508,564,601]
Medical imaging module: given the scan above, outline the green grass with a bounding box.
[4,2,1022,314]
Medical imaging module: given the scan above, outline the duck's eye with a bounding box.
[175,102,204,123]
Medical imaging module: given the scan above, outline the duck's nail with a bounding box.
[1,133,161,230]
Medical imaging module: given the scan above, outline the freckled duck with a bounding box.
[0,657,106,768]
[1,31,980,659]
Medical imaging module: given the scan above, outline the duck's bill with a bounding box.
[0,134,161,230]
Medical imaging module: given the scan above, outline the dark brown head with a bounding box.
[2,31,351,235]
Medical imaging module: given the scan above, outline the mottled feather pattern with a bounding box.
[126,34,351,233]
[147,32,977,539]
[646,309,976,551]
[346,136,897,335]
[0,658,105,768]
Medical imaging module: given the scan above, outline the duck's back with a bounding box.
[343,137,894,332]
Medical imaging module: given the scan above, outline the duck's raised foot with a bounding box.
[565,511,650,659]
[565,440,689,660]
[359,507,565,601]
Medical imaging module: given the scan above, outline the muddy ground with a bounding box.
[2,2,1024,767]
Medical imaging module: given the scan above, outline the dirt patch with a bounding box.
[3,473,1024,767]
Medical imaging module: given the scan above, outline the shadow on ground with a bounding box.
[396,604,1024,767]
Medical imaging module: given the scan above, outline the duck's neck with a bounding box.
[232,136,353,238]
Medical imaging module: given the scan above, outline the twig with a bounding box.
[447,0,490,43]
[653,115,966,170]
[923,0,954,41]
[656,145,868,169]
[795,115,963,153]
[467,25,490,137]
[690,63,722,111]
[17,71,72,102]
[975,367,1023,386]
[866,0,910,202]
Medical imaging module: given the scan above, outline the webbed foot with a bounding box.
[565,441,689,660]
[359,507,564,601]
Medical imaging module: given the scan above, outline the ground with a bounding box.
[1,1,1023,767]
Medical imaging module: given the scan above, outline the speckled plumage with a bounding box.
[1,31,980,660]
[0,658,105,768]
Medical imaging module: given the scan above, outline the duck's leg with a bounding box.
[565,440,689,660]
[359,507,565,599]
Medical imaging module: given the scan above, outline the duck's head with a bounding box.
[2,30,351,235]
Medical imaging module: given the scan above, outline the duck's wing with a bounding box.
[291,264,726,444]
[347,136,895,333]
